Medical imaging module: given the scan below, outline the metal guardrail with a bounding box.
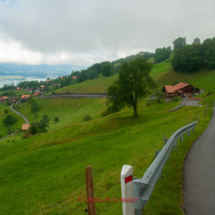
[121,121,197,215]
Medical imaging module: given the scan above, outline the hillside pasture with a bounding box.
[0,100,211,215]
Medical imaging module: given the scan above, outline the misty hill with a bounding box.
[0,63,88,78]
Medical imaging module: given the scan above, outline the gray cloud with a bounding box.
[0,0,215,65]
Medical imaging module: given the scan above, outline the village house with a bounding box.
[8,97,18,104]
[20,95,31,103]
[16,87,20,90]
[0,96,8,102]
[161,83,200,98]
[33,92,40,96]
[72,76,77,80]
[51,83,56,86]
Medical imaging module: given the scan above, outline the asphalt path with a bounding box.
[181,100,200,106]
[183,107,215,214]
[10,104,29,124]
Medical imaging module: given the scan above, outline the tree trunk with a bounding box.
[133,96,138,117]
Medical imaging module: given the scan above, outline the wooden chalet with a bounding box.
[0,96,8,102]
[20,95,31,103]
[162,83,200,98]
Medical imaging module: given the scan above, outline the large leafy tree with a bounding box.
[107,58,155,117]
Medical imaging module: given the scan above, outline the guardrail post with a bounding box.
[187,130,190,137]
[173,139,177,149]
[155,150,160,158]
[180,134,184,142]
[192,127,195,133]
[121,165,135,215]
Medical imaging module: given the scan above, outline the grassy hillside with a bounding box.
[155,68,215,92]
[55,61,172,94]
[0,104,25,137]
[17,98,108,132]
[0,90,29,96]
[0,100,211,215]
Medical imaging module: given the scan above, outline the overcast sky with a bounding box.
[0,0,215,66]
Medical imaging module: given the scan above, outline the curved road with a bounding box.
[183,107,215,214]
[10,104,29,124]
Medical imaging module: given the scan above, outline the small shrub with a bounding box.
[22,131,32,139]
[83,115,92,121]
[171,97,181,102]
[54,117,59,122]
[7,140,10,142]
[4,109,9,114]
[52,91,56,95]
[34,112,38,118]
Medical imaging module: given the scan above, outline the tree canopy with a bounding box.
[173,37,186,50]
[171,37,215,72]
[107,58,155,117]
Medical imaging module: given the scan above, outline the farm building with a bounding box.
[161,83,200,98]
[20,95,31,103]
[0,96,8,102]
[22,124,30,130]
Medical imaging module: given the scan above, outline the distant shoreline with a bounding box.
[0,77,48,88]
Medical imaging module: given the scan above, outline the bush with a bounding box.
[83,115,92,121]
[52,91,56,95]
[4,109,9,114]
[22,130,32,139]
[54,117,59,122]
[29,125,37,135]
[171,97,181,102]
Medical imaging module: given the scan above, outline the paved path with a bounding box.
[181,100,200,106]
[10,104,29,124]
[183,107,215,214]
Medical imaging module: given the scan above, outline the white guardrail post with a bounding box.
[121,165,135,215]
[121,122,197,214]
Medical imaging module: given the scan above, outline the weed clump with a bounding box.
[83,115,92,121]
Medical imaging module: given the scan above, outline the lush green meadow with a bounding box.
[17,98,108,132]
[0,103,25,137]
[0,99,211,214]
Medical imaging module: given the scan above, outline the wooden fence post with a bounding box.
[85,166,96,215]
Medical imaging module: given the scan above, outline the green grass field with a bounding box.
[0,90,30,96]
[1,59,215,214]
[0,99,211,215]
[0,103,25,137]
[17,98,108,132]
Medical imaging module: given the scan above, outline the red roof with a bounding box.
[0,96,8,100]
[164,83,190,93]
[22,124,30,130]
[21,95,30,99]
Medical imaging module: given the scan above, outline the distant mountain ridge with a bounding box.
[0,63,88,78]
